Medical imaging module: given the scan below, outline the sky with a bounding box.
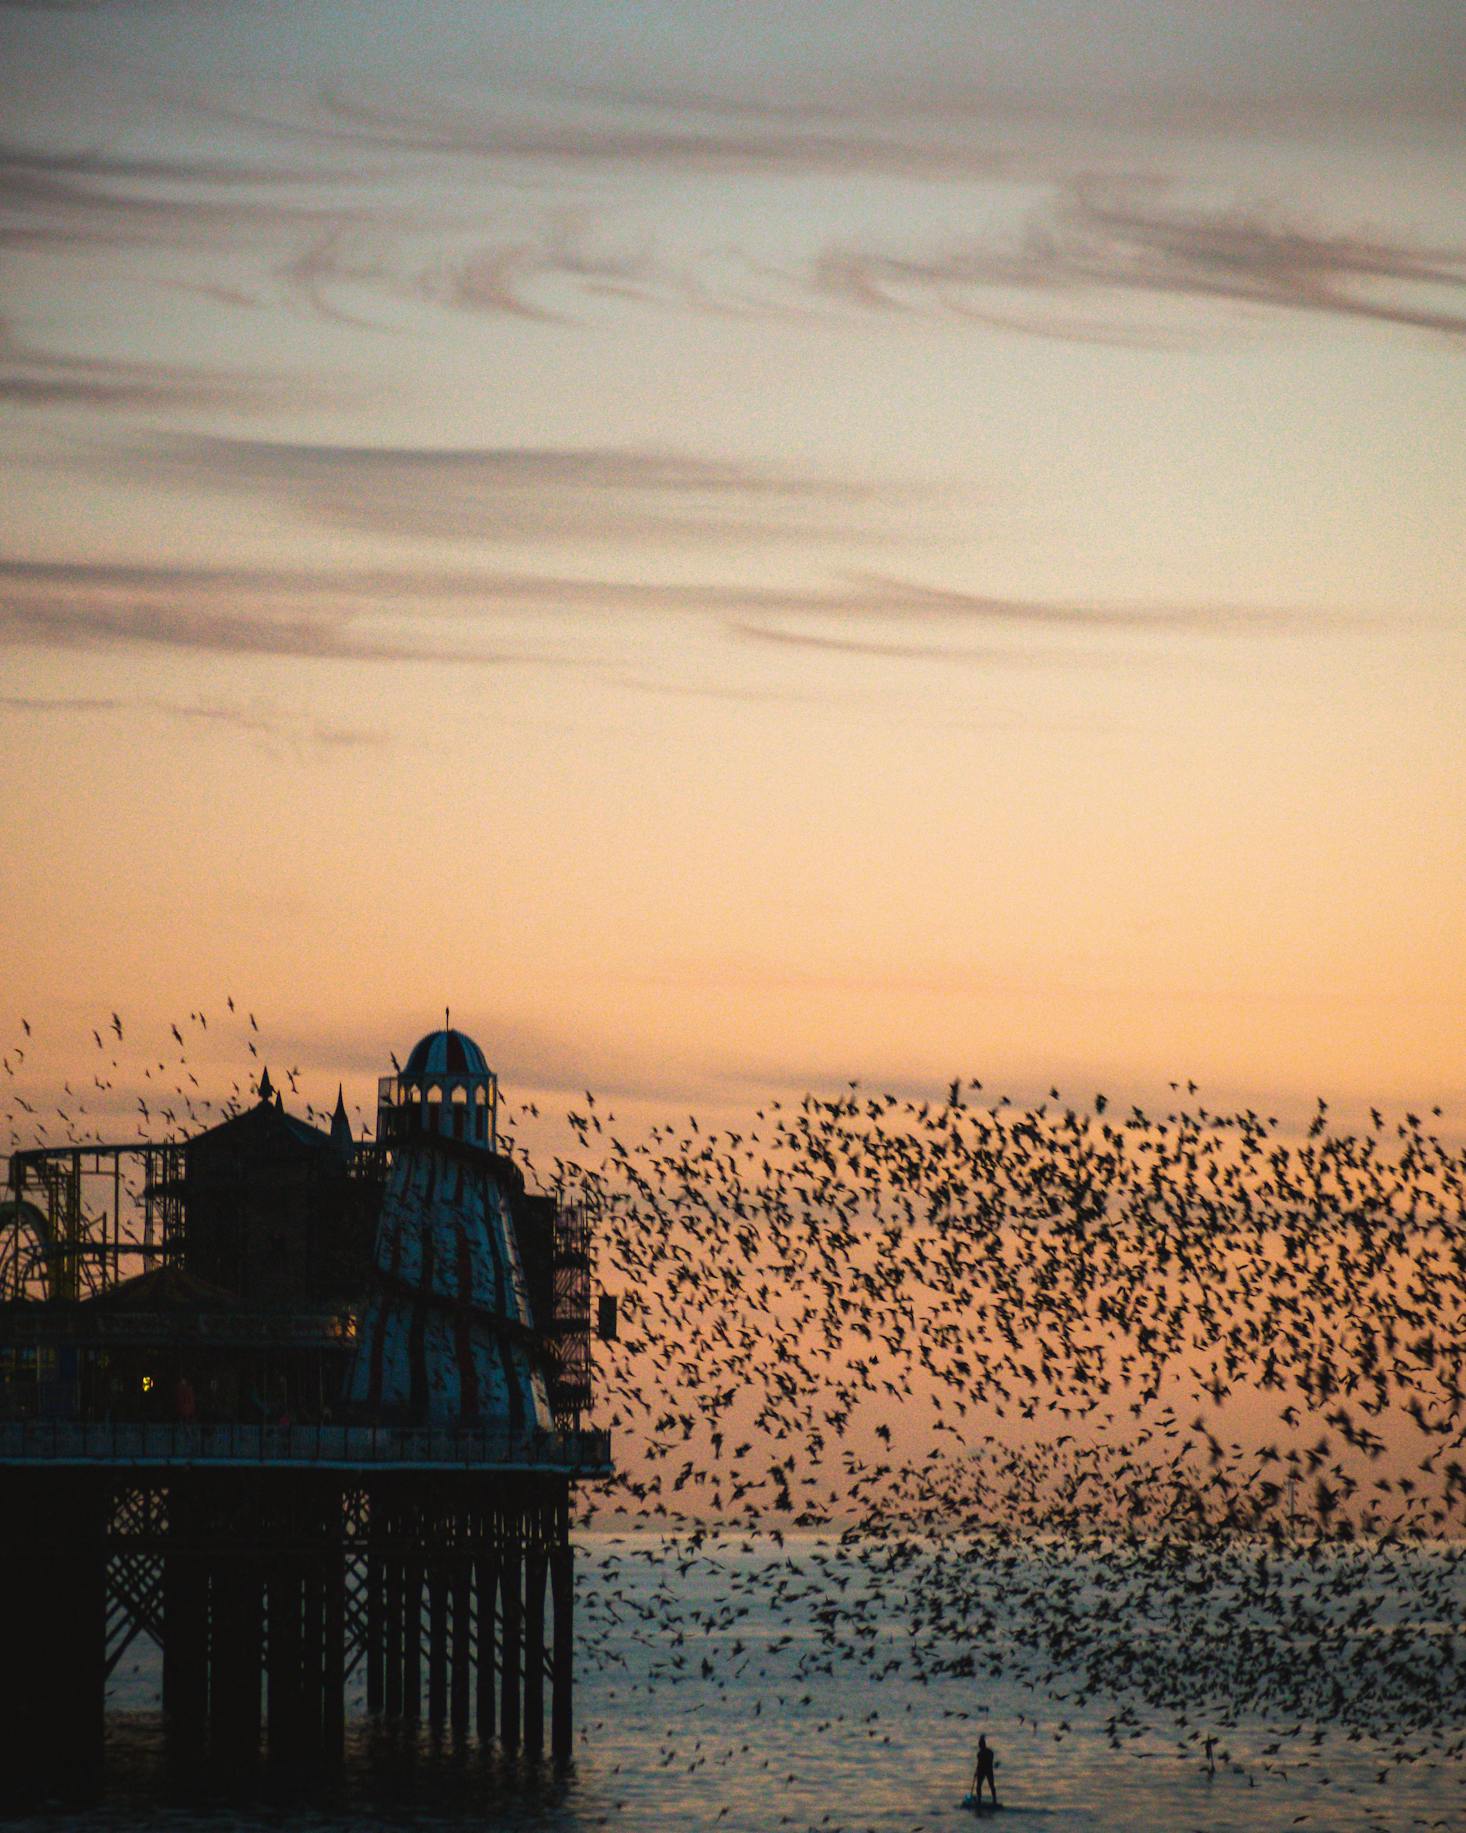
[2,0,1464,1145]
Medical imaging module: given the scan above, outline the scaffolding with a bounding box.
[3,1143,181,1304]
[548,1193,594,1429]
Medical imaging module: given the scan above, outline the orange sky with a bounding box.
[2,3,1464,1146]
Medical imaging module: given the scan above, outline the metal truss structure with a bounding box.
[2,1143,181,1302]
[549,1191,595,1427]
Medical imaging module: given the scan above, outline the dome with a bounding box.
[380,1024,500,1152]
[403,1028,489,1079]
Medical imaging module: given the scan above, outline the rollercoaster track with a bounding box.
[0,1198,56,1303]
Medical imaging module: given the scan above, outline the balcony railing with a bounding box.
[0,1311,350,1347]
[0,1420,612,1474]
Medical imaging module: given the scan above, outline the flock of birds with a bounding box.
[2,1003,360,1148]
[4,1013,1464,1810]
[535,1081,1464,1793]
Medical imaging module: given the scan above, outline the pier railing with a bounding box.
[0,1309,348,1346]
[0,1420,612,1473]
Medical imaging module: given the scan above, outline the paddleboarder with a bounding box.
[971,1733,998,1806]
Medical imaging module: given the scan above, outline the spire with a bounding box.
[257,1065,274,1105]
[331,1082,354,1159]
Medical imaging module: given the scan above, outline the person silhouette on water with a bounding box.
[972,1733,998,1806]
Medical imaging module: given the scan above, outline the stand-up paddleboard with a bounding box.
[960,1794,1003,1811]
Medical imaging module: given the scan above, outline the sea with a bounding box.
[9,1534,1461,1833]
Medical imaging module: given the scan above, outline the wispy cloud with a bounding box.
[0,558,538,665]
[576,39,1466,138]
[0,554,1321,676]
[0,691,388,747]
[303,83,1012,183]
[6,62,1460,351]
[816,575,1315,631]
[0,140,361,253]
[393,181,1466,342]
[0,321,313,411]
[443,568,1316,634]
[127,435,883,547]
[0,117,672,326]
[412,217,662,322]
[253,40,1466,184]
[731,623,1018,665]
[808,181,1466,342]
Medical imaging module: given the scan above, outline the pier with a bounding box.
[0,1027,612,1802]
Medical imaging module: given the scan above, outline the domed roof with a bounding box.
[403,1027,490,1079]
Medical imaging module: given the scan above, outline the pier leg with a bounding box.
[500,1547,522,1754]
[403,1552,423,1723]
[366,1546,385,1714]
[523,1548,546,1758]
[8,1473,109,1799]
[450,1554,472,1746]
[267,1559,303,1766]
[209,1550,263,1770]
[164,1480,209,1771]
[475,1550,499,1742]
[301,1556,325,1760]
[427,1562,448,1729]
[551,1544,574,1767]
[384,1544,404,1719]
[67,1476,108,1794]
[323,1537,346,1764]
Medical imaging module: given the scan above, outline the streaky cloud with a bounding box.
[0,692,388,748]
[0,558,542,665]
[0,323,315,412]
[835,574,1316,631]
[131,434,883,547]
[731,622,1018,665]
[0,140,363,253]
[304,82,1012,182]
[412,220,662,322]
[809,181,1466,342]
[576,53,1466,138]
[159,435,871,498]
[0,554,1342,678]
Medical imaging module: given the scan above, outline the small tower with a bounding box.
[375,1024,498,1149]
[348,1024,545,1428]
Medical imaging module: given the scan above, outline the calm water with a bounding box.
[9,1535,1461,1833]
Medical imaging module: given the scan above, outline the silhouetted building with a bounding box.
[181,1074,375,1310]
